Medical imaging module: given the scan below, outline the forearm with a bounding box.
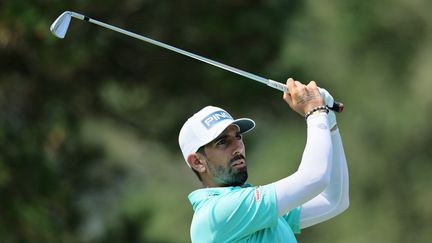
[274,113,333,217]
[330,128,349,208]
[299,127,349,228]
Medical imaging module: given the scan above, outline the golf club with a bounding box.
[50,11,344,112]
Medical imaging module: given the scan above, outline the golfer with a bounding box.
[178,78,349,242]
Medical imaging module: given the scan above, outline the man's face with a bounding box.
[201,124,248,187]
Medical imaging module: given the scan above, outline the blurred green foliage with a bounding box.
[1,0,431,242]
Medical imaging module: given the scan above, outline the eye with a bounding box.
[216,138,227,145]
[235,132,242,140]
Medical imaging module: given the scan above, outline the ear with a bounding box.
[187,153,206,173]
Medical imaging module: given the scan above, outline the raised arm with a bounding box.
[274,81,349,224]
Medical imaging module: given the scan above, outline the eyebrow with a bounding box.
[213,134,228,143]
[213,130,241,143]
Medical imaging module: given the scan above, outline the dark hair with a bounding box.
[191,146,206,181]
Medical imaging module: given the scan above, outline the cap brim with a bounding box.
[233,118,255,134]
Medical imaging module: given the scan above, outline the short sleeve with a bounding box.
[209,184,279,240]
[283,207,301,234]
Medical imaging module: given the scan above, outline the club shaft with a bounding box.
[70,12,272,86]
[67,11,344,112]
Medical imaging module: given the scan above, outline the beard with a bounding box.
[207,155,248,187]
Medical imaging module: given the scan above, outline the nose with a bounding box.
[232,139,244,156]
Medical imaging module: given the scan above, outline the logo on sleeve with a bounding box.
[201,111,233,129]
[254,187,262,202]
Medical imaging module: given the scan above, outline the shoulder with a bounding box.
[190,184,280,241]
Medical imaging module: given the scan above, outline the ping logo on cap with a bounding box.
[201,111,233,129]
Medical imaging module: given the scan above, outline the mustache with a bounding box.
[230,154,245,164]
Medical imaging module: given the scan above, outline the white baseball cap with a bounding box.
[178,106,255,166]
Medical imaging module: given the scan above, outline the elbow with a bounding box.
[304,172,331,195]
[298,155,333,194]
[311,166,331,188]
[315,177,331,194]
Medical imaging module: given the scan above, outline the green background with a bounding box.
[1,0,431,242]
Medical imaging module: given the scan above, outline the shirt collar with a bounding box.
[188,183,253,211]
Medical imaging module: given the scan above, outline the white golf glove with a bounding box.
[318,88,337,129]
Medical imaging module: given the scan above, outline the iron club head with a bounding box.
[50,11,72,38]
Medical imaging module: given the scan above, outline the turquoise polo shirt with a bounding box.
[188,183,301,242]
